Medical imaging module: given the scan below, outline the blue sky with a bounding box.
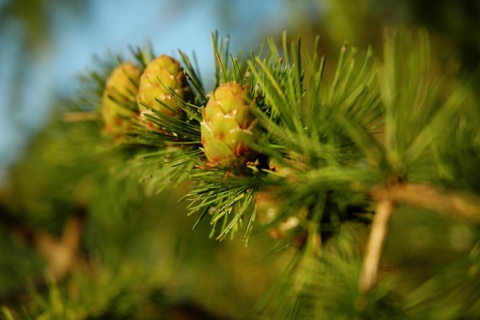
[0,0,318,178]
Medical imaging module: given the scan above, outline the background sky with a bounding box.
[0,0,318,179]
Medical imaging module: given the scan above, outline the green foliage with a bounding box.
[1,27,480,319]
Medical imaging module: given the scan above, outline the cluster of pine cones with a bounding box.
[101,55,257,169]
[100,54,302,242]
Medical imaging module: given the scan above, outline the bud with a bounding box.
[200,82,257,167]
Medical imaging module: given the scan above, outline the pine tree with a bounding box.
[1,27,479,320]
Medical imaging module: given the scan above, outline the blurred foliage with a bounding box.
[1,0,480,319]
[0,0,91,53]
[279,0,480,75]
[0,105,287,318]
[0,0,94,166]
[0,0,50,53]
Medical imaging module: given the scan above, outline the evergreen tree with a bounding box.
[1,26,479,320]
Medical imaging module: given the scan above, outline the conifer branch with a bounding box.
[359,198,394,293]
[0,205,39,246]
[0,205,85,280]
[360,181,480,293]
[63,111,99,122]
[40,207,86,279]
[372,183,480,224]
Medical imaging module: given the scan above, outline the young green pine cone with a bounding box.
[200,82,258,168]
[137,54,192,122]
[101,62,142,138]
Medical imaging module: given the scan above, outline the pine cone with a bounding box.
[137,54,192,122]
[200,82,258,168]
[101,62,142,137]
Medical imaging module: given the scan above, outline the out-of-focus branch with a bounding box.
[359,181,480,293]
[371,183,480,224]
[359,198,394,293]
[63,111,99,122]
[0,205,85,282]
[36,207,86,279]
[168,302,228,320]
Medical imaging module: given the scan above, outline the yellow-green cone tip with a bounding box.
[101,62,142,138]
[137,54,192,123]
[200,82,258,168]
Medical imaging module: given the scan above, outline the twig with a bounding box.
[63,112,98,122]
[359,198,394,293]
[372,183,480,224]
[0,205,43,247]
[359,181,480,293]
[36,207,86,279]
[0,206,86,302]
[168,301,228,320]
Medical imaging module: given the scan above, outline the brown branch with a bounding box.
[0,205,86,302]
[371,183,480,224]
[63,111,99,122]
[36,207,86,279]
[0,205,40,246]
[359,198,395,293]
[168,301,228,320]
[359,182,480,293]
